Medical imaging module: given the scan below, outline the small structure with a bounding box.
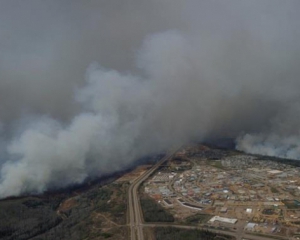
[220,207,228,213]
[209,216,237,224]
[244,222,257,231]
[268,170,283,175]
[246,208,252,213]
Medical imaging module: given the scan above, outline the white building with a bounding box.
[209,216,237,224]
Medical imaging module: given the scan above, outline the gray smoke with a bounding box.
[0,0,300,197]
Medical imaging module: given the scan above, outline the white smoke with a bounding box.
[237,100,300,159]
[0,31,205,197]
[237,134,300,160]
[1,1,300,198]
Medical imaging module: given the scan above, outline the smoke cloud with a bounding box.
[0,0,300,197]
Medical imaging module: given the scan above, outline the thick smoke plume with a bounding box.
[0,0,300,197]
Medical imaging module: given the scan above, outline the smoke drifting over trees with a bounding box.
[0,0,300,197]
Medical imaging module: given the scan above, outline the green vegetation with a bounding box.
[94,184,127,224]
[155,227,233,240]
[185,214,212,225]
[140,197,174,222]
[282,200,300,209]
[100,232,113,238]
[209,160,225,169]
[0,182,128,240]
[249,232,286,240]
[270,187,279,193]
[89,188,112,201]
[0,196,63,240]
[262,209,275,215]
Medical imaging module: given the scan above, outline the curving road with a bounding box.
[128,147,285,240]
[128,149,180,240]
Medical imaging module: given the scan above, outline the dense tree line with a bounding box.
[0,197,63,240]
[140,197,174,222]
[155,227,217,240]
[0,182,128,240]
[1,183,223,240]
[185,213,212,225]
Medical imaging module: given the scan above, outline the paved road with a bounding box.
[127,147,287,240]
[143,223,288,240]
[128,149,180,240]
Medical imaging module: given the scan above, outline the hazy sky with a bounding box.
[0,0,186,122]
[0,0,299,122]
[0,0,300,197]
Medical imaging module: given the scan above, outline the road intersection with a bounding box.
[128,150,178,240]
[127,148,286,240]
